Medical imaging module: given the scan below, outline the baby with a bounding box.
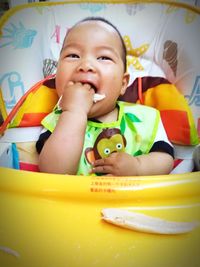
[36,17,174,176]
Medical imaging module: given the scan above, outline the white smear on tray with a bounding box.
[102,208,200,235]
[0,246,20,258]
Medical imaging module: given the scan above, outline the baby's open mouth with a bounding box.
[81,82,105,102]
[82,81,97,93]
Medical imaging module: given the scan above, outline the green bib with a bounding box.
[42,101,160,175]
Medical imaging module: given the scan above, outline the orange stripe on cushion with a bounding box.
[161,110,190,145]
[19,113,48,127]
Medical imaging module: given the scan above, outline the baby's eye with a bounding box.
[66,54,79,59]
[98,56,112,61]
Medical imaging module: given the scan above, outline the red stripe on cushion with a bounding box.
[173,159,183,168]
[20,162,39,172]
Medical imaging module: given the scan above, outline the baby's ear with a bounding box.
[120,72,130,95]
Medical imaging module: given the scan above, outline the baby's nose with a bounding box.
[78,59,95,72]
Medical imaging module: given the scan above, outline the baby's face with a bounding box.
[56,20,129,119]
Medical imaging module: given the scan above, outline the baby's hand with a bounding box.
[60,81,95,115]
[91,152,139,176]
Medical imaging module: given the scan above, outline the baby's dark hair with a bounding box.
[65,16,127,71]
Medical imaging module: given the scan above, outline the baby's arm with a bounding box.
[38,82,94,174]
[91,151,174,176]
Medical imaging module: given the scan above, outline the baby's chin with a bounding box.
[88,103,115,122]
[88,104,105,120]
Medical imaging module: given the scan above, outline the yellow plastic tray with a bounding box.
[0,167,200,267]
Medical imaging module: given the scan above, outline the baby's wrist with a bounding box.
[61,109,87,121]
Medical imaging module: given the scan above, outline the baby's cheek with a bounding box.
[56,87,63,97]
[55,78,62,96]
[56,78,67,97]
